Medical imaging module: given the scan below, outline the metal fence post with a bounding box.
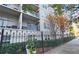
[1,29,4,45]
[0,29,4,53]
[1,29,4,44]
[41,31,44,53]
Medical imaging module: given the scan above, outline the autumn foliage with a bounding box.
[47,15,69,30]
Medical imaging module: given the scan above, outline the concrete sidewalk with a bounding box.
[44,37,79,54]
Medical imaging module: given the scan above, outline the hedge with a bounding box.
[0,42,27,54]
[0,36,75,54]
[34,36,75,48]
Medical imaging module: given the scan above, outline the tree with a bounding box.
[47,14,69,39]
[67,4,76,12]
[22,4,38,13]
[47,15,57,39]
[51,4,64,15]
[48,4,66,38]
[48,4,73,39]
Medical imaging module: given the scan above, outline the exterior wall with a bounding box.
[39,4,50,31]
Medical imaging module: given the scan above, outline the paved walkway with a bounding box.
[44,37,79,54]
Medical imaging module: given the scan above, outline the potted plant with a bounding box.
[26,38,36,54]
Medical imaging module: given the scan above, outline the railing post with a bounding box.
[41,31,44,53]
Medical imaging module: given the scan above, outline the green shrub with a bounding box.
[26,38,37,54]
[0,42,26,54]
[34,37,75,48]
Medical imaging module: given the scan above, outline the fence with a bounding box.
[0,28,70,44]
[0,28,74,54]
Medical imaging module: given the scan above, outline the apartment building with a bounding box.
[0,4,69,43]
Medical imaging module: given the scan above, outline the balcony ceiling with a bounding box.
[0,5,20,17]
[0,5,39,23]
[23,13,39,23]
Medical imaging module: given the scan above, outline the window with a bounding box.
[27,24,31,30]
[7,21,17,28]
[42,5,47,9]
[0,17,17,29]
[27,24,37,30]
[44,22,49,29]
[3,20,7,27]
[0,20,3,27]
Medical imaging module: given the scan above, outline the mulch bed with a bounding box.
[36,47,52,54]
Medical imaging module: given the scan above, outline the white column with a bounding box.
[19,4,23,29]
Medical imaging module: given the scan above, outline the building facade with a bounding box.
[0,4,69,43]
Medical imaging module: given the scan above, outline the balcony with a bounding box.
[23,11,39,19]
[33,4,39,8]
[1,4,21,12]
[22,4,39,19]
